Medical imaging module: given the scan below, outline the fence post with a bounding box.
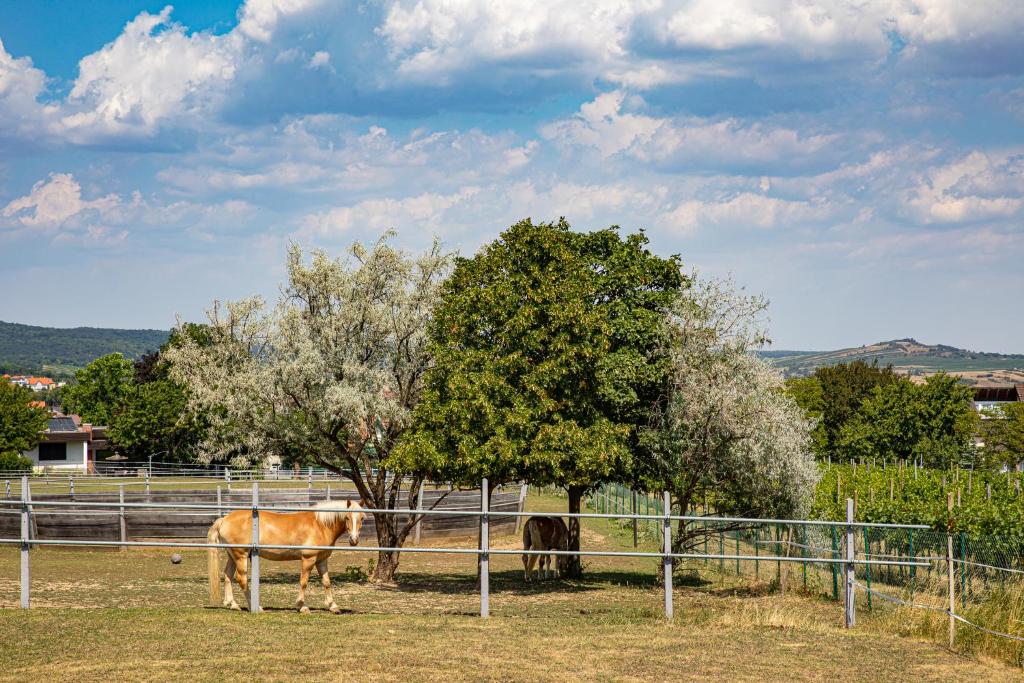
[863,527,872,612]
[908,529,916,597]
[480,477,489,619]
[844,498,855,628]
[947,492,955,648]
[5,480,9,498]
[736,531,740,575]
[69,475,74,500]
[830,526,839,601]
[515,482,528,534]
[217,485,223,519]
[663,491,673,621]
[26,476,36,547]
[307,467,313,501]
[755,528,760,579]
[20,476,30,609]
[414,480,426,544]
[145,470,150,498]
[958,533,967,607]
[631,490,638,548]
[119,484,127,553]
[250,482,261,614]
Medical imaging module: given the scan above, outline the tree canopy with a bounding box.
[0,380,49,470]
[166,238,453,582]
[61,353,133,426]
[836,373,977,468]
[391,218,683,575]
[638,275,818,557]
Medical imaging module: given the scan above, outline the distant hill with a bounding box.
[0,321,169,379]
[761,338,1024,382]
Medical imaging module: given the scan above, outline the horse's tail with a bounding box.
[522,517,534,567]
[207,517,223,604]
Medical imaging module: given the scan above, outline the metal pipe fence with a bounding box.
[0,476,932,624]
[589,483,1024,648]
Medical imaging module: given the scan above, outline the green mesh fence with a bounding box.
[586,483,1024,611]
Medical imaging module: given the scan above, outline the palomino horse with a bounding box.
[522,516,570,581]
[207,499,365,613]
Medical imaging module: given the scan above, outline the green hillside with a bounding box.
[0,321,169,379]
[761,338,1024,378]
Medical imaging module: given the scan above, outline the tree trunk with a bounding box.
[370,512,402,583]
[565,485,585,578]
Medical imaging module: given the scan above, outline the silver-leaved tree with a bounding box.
[637,273,820,564]
[166,237,453,582]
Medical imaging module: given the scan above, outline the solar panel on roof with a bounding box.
[47,417,78,432]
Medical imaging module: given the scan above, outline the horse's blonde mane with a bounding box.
[313,499,356,528]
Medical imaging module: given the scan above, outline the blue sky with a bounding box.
[1,1,1023,352]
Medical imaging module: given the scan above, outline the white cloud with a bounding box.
[237,0,325,42]
[541,91,661,157]
[59,7,239,140]
[299,187,480,238]
[0,38,51,137]
[157,119,538,196]
[903,151,1024,224]
[378,0,642,82]
[1,173,118,228]
[1,172,257,246]
[307,50,331,69]
[662,192,833,234]
[545,92,838,168]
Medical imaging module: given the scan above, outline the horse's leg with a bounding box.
[525,551,538,582]
[232,553,250,611]
[316,557,340,614]
[223,554,240,610]
[296,556,316,613]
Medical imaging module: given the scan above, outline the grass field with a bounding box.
[0,493,1018,681]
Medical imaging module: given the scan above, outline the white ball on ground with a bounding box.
[170,553,182,564]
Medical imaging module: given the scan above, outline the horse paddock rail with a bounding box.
[0,477,929,625]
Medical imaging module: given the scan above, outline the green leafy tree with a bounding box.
[393,219,683,576]
[785,375,826,455]
[814,360,897,453]
[638,275,818,562]
[980,402,1024,470]
[108,379,204,463]
[837,373,977,468]
[107,323,214,463]
[62,354,133,425]
[0,380,49,470]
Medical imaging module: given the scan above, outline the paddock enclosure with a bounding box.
[0,486,520,542]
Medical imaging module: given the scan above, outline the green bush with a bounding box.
[0,451,33,472]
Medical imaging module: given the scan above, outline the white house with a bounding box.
[21,416,96,470]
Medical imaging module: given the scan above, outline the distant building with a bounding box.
[2,375,63,391]
[974,385,1024,418]
[21,415,109,471]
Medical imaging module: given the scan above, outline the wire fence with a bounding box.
[589,482,1024,654]
[1,476,928,625]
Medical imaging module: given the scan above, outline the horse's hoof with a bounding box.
[299,605,311,614]
[329,604,341,614]
[228,603,241,611]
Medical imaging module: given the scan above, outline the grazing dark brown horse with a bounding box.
[522,516,570,581]
[207,499,365,613]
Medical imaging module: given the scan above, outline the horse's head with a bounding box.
[344,499,366,546]
[556,550,571,576]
